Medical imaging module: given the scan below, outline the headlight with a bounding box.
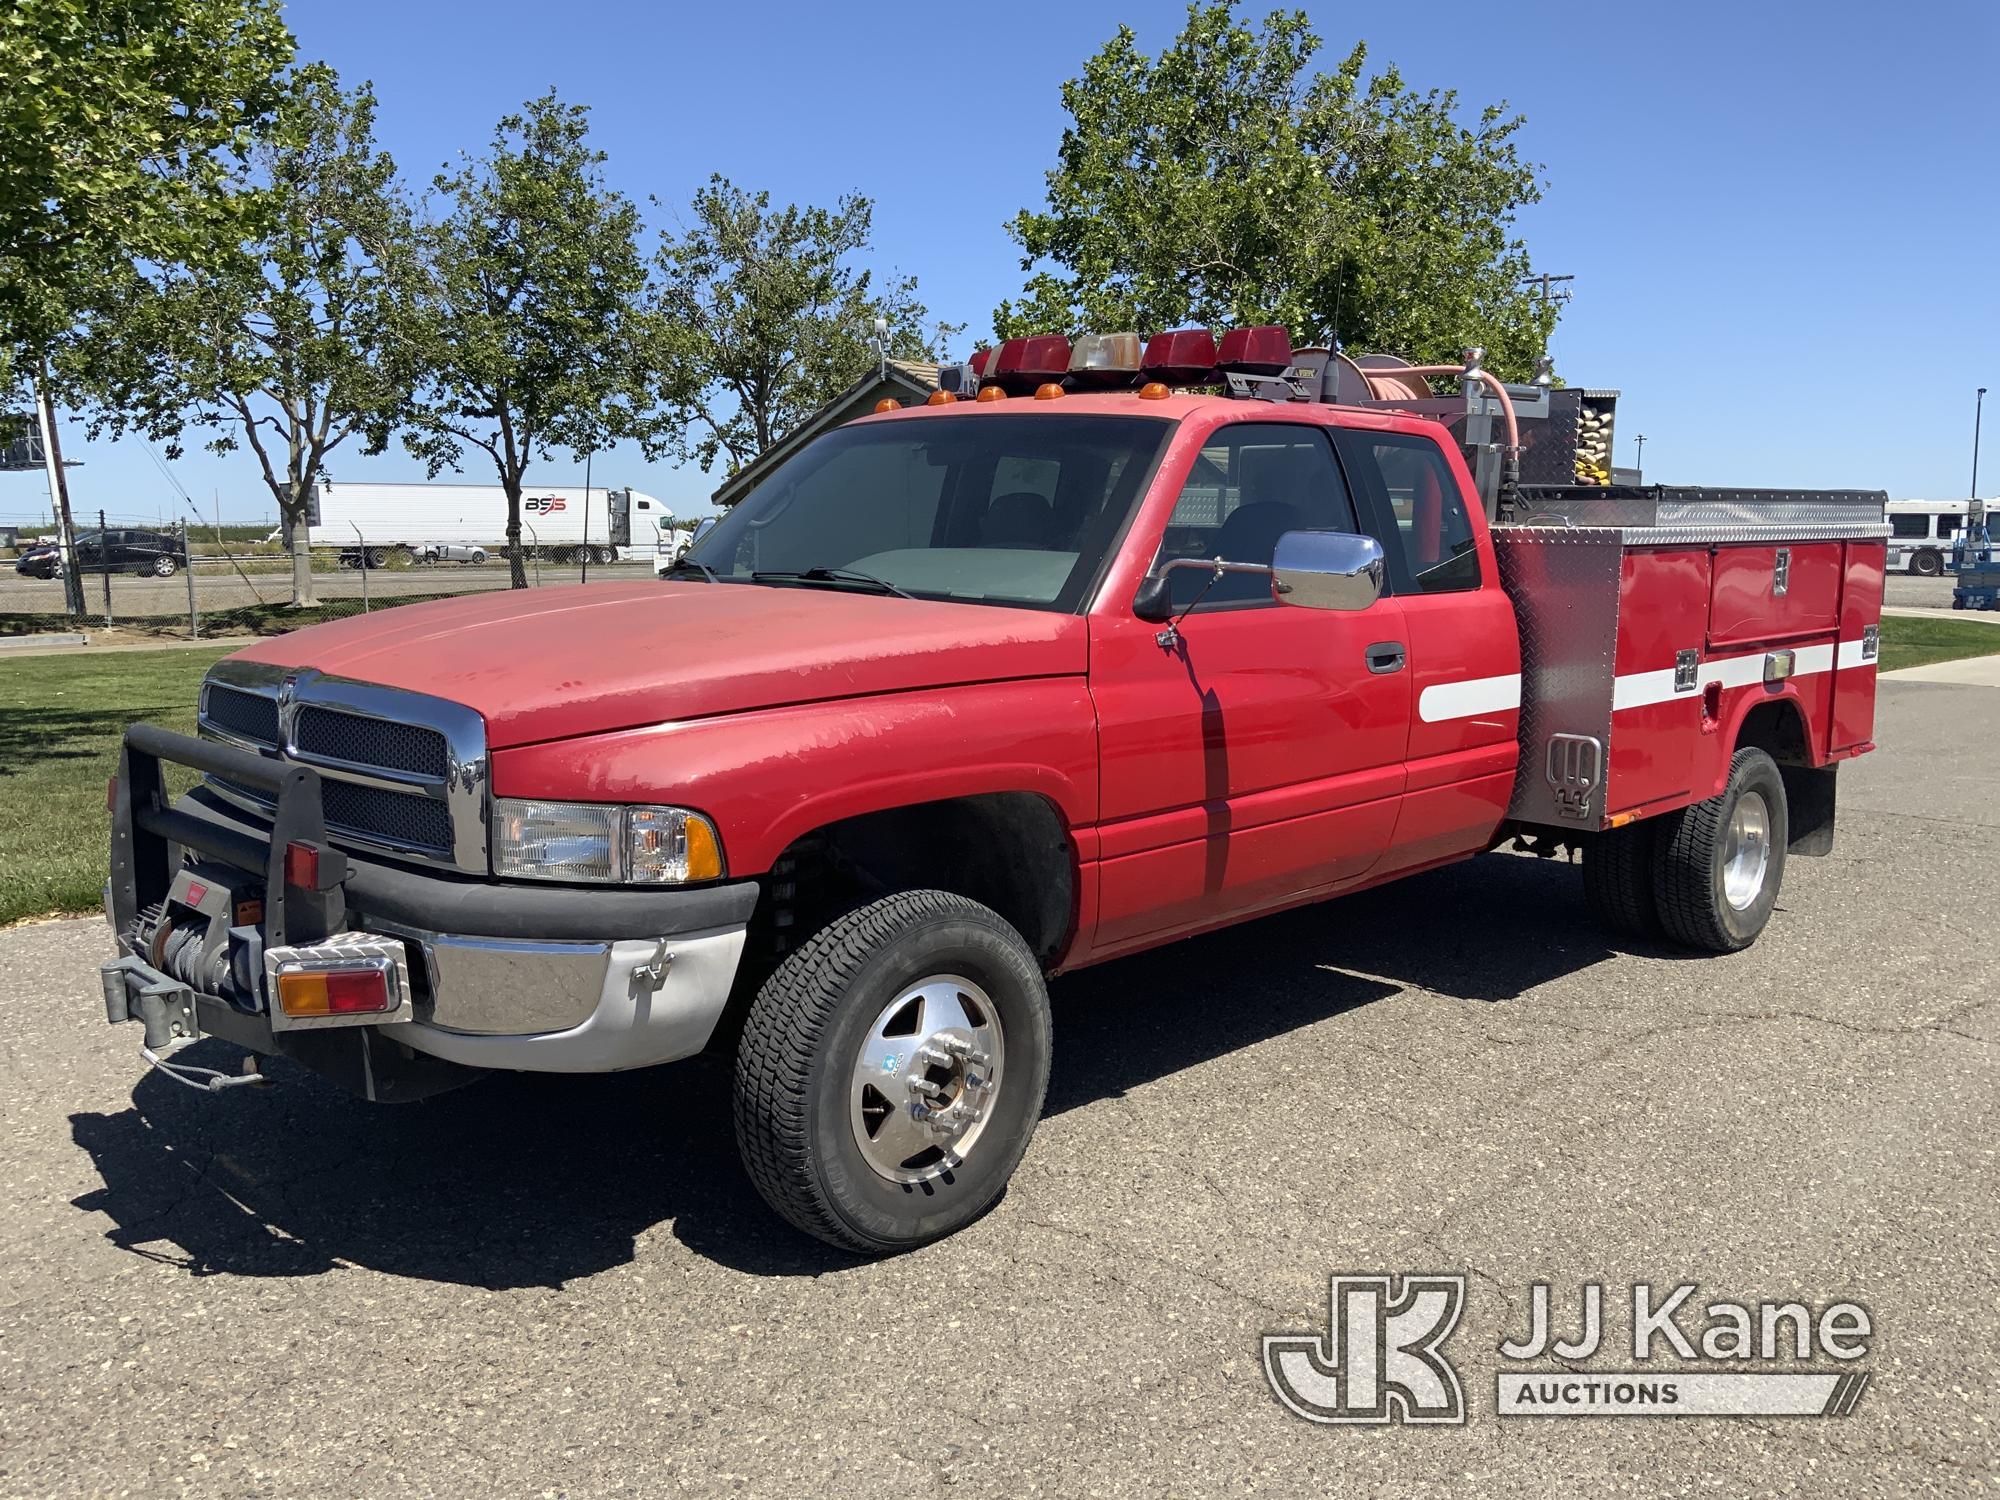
[492,799,725,884]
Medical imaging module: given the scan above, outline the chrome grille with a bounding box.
[197,662,487,871]
[294,706,448,778]
[204,685,280,747]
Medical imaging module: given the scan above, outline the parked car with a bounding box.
[418,541,489,565]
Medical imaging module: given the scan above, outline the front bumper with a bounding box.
[103,724,758,1089]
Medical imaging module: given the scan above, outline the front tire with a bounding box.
[733,890,1052,1254]
[1912,550,1943,577]
[151,555,178,577]
[1652,747,1788,952]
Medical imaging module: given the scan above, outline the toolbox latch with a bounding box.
[1674,649,1700,692]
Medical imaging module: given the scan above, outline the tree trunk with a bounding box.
[283,483,317,608]
[504,478,528,589]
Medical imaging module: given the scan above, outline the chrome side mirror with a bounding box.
[1271,530,1385,612]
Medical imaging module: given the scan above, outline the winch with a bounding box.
[122,865,268,1013]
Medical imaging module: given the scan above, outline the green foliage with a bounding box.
[398,92,658,587]
[652,178,959,480]
[0,0,296,396]
[56,65,414,606]
[998,2,1557,379]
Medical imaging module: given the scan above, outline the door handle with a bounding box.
[1365,641,1406,675]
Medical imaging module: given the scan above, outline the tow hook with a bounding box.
[629,941,674,999]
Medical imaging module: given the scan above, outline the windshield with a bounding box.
[684,413,1171,610]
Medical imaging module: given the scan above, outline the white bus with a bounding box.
[1885,499,1992,576]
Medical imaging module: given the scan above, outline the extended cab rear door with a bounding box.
[1086,416,1410,955]
[1333,428,1521,874]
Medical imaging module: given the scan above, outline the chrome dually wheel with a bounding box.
[850,975,1005,1184]
[1721,790,1772,912]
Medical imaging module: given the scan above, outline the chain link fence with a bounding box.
[0,524,673,641]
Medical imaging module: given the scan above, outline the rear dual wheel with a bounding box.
[1582,747,1788,952]
[733,890,1052,1254]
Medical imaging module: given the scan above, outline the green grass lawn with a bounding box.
[1875,614,2000,672]
[0,646,230,925]
[0,613,1991,926]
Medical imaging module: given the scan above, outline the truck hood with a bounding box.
[231,581,1088,748]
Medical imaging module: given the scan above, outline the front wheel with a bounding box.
[1912,550,1943,577]
[733,890,1052,1253]
[1652,747,1788,952]
[151,554,179,577]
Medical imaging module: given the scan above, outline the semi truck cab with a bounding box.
[98,326,1886,1252]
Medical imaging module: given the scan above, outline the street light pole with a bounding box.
[1974,388,1987,500]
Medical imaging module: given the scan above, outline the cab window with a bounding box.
[1349,434,1482,594]
[1154,424,1358,608]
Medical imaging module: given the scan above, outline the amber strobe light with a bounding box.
[872,398,900,414]
[276,966,393,1018]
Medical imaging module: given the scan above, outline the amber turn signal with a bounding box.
[276,966,392,1018]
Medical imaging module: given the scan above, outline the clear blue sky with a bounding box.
[8,0,1996,529]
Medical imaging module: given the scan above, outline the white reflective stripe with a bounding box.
[1612,667,1682,711]
[1417,672,1521,723]
[1612,637,1873,712]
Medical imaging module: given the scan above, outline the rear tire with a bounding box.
[1582,820,1660,939]
[1652,747,1788,952]
[733,890,1052,1254]
[1912,550,1943,577]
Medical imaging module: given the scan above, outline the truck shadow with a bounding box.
[69,851,1663,1284]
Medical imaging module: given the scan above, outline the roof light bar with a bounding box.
[1215,325,1292,377]
[1140,328,1218,386]
[1067,332,1143,390]
[988,335,1072,396]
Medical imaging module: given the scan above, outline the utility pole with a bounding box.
[580,448,593,584]
[33,362,86,618]
[1521,272,1575,309]
[1634,434,1647,475]
[1974,388,1987,500]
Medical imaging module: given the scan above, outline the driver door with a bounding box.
[1088,419,1410,954]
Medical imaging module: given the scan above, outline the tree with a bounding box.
[2,0,295,613]
[652,178,958,484]
[997,2,1556,380]
[399,92,658,588]
[59,65,414,606]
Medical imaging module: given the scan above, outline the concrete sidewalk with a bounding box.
[1883,604,2000,623]
[1881,651,2000,686]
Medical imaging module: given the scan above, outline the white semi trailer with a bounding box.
[304,481,673,567]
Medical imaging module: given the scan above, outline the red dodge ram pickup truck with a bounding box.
[99,331,1886,1251]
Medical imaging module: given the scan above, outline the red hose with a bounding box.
[1370,365,1521,452]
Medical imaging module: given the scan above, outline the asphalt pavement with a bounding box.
[0,680,1993,1497]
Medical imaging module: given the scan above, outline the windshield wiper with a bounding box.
[662,558,718,582]
[751,566,914,599]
